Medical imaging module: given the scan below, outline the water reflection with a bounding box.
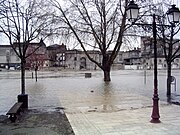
[90,81,119,112]
[25,80,62,109]
[101,82,114,111]
[27,81,45,96]
[0,70,180,115]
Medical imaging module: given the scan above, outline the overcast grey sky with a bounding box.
[0,0,179,47]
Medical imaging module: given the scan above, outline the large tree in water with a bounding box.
[50,0,131,81]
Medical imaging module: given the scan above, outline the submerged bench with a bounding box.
[6,102,23,122]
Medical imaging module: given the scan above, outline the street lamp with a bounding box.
[126,1,139,22]
[126,0,180,123]
[167,5,180,24]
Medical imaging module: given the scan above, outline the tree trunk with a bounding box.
[18,58,28,109]
[102,54,111,82]
[21,59,26,95]
[103,69,111,82]
[167,63,171,96]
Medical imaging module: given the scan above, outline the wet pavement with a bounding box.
[0,70,180,134]
[66,103,180,135]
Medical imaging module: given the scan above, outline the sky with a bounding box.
[0,0,179,50]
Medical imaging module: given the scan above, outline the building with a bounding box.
[26,40,48,70]
[0,37,179,70]
[106,51,124,70]
[0,45,20,69]
[46,43,67,67]
[0,44,145,71]
[141,36,180,70]
[65,49,139,70]
[0,40,48,70]
[122,48,141,70]
[65,49,101,70]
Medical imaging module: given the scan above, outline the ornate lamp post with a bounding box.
[126,0,180,123]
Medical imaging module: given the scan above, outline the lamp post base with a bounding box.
[150,118,161,123]
[17,94,28,109]
[150,96,160,123]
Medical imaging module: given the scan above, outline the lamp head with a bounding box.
[126,1,139,21]
[167,5,180,24]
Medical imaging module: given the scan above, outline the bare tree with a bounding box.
[0,0,55,107]
[158,20,180,96]
[127,0,180,96]
[140,1,180,96]
[49,0,131,81]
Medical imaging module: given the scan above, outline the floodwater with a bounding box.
[0,70,180,115]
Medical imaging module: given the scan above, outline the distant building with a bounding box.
[0,36,179,70]
[46,43,67,67]
[0,45,20,69]
[141,36,180,70]
[26,40,48,70]
[0,40,48,70]
[122,48,141,70]
[106,51,124,70]
[65,49,135,70]
[65,49,101,70]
